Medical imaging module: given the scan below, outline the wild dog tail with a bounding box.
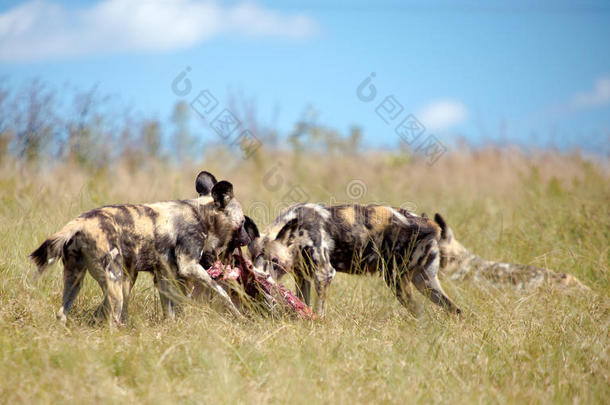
[30,220,83,274]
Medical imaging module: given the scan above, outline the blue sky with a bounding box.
[1,0,609,152]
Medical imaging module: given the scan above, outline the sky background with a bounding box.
[1,0,609,153]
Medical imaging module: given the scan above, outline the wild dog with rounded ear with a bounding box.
[433,213,589,290]
[193,170,258,257]
[195,171,218,197]
[251,203,461,318]
[30,180,248,325]
[189,170,262,305]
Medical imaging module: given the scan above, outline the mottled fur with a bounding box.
[433,213,588,290]
[30,180,248,325]
[195,171,257,259]
[250,203,461,317]
[187,171,260,306]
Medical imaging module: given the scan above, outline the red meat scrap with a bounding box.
[205,251,315,320]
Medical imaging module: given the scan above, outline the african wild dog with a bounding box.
[155,170,255,314]
[249,203,462,317]
[30,180,250,325]
[432,213,588,290]
[180,171,260,306]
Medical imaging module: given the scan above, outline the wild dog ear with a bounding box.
[276,218,300,241]
[195,171,218,196]
[421,212,428,218]
[244,216,260,240]
[211,180,234,209]
[434,213,453,240]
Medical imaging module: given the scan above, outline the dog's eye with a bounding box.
[271,258,279,264]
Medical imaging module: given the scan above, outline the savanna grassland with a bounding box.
[0,148,608,404]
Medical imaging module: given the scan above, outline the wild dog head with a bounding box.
[433,213,472,274]
[251,237,294,280]
[199,180,250,267]
[194,171,261,266]
[195,171,255,250]
[249,212,311,280]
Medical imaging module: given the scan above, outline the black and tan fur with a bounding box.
[187,171,260,306]
[433,213,588,290]
[30,180,249,325]
[249,203,462,317]
[195,171,258,258]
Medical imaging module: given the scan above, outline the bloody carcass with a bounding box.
[205,251,316,320]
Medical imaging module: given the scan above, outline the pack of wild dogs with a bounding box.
[30,171,588,325]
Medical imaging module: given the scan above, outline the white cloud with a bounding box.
[417,99,468,131]
[0,0,319,61]
[572,76,610,108]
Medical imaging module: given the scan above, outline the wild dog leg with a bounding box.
[151,273,168,317]
[412,273,461,315]
[57,266,86,323]
[384,257,421,317]
[313,261,336,318]
[291,246,318,310]
[120,270,137,324]
[293,271,312,306]
[176,254,244,319]
[88,249,126,325]
[299,245,333,317]
[89,269,125,325]
[411,239,461,314]
[106,275,125,325]
[56,233,88,323]
[383,269,421,317]
[93,299,107,322]
[398,275,421,316]
[153,265,189,319]
[156,277,179,319]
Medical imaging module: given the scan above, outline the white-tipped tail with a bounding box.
[29,220,82,273]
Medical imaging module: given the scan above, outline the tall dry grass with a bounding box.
[0,147,608,404]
